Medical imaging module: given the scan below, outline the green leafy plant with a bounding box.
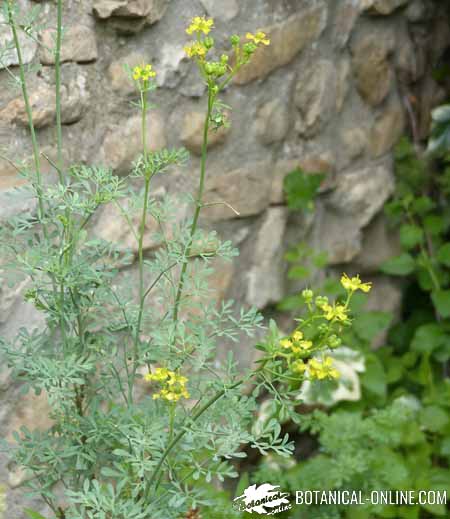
[0,5,361,519]
[248,135,450,518]
[283,168,325,212]
[255,395,450,519]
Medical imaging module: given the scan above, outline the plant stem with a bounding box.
[130,87,150,403]
[55,0,64,183]
[135,176,151,337]
[172,89,214,324]
[168,404,175,443]
[6,1,45,226]
[7,1,66,343]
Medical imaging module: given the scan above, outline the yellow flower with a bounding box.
[322,303,349,322]
[291,340,312,355]
[133,66,142,80]
[145,367,170,382]
[145,368,190,402]
[184,41,208,59]
[133,63,156,82]
[308,357,340,380]
[298,340,312,351]
[186,16,214,35]
[292,330,303,342]
[291,360,307,374]
[341,273,372,293]
[246,30,270,46]
[142,64,156,80]
[280,338,293,350]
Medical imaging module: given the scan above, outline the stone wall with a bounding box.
[0,0,449,516]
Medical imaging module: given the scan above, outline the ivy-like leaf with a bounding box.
[283,168,325,211]
[380,253,415,276]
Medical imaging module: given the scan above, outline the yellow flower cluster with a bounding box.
[184,41,208,59]
[183,16,271,70]
[308,357,340,380]
[246,31,270,46]
[278,330,339,381]
[144,367,189,402]
[272,274,371,384]
[289,357,340,380]
[133,64,156,81]
[186,16,214,35]
[280,330,312,355]
[322,303,349,323]
[301,274,371,324]
[341,273,372,293]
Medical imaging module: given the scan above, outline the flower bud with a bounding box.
[230,34,240,46]
[302,289,314,302]
[243,42,257,55]
[204,36,215,49]
[315,296,329,308]
[329,335,342,348]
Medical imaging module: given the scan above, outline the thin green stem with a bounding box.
[7,1,45,226]
[141,262,178,303]
[135,176,151,334]
[7,0,66,344]
[168,404,175,443]
[129,86,151,403]
[172,89,214,324]
[141,90,147,160]
[55,0,64,183]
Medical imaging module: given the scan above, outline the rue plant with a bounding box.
[0,5,369,518]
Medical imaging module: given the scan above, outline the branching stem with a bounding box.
[130,86,151,403]
[172,88,214,324]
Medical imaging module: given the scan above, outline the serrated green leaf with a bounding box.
[353,311,392,343]
[287,265,310,279]
[380,253,415,276]
[410,323,446,353]
[417,267,435,291]
[361,354,386,398]
[412,196,435,216]
[399,224,424,249]
[312,251,328,268]
[283,168,325,211]
[431,290,450,318]
[423,214,446,236]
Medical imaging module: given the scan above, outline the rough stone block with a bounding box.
[234,3,328,85]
